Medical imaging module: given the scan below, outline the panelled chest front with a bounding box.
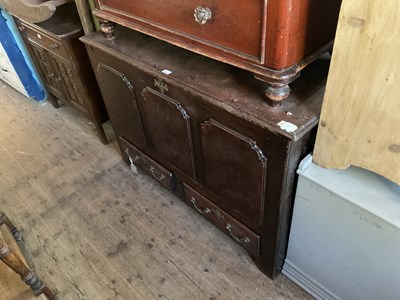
[81,28,328,278]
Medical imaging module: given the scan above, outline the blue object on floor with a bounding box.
[0,7,46,101]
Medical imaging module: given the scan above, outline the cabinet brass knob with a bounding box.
[194,7,212,25]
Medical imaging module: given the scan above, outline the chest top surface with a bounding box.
[81,27,329,140]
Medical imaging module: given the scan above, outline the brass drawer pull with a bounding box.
[190,197,211,214]
[194,7,212,25]
[149,166,166,181]
[226,223,250,243]
[51,43,59,50]
[125,148,139,166]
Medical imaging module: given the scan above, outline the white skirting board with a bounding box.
[283,261,339,300]
[283,155,400,300]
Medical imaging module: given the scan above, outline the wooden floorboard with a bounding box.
[0,81,311,299]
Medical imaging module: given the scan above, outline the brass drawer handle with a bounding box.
[149,166,166,181]
[226,223,250,243]
[194,7,212,25]
[51,43,59,50]
[125,148,139,166]
[190,197,211,214]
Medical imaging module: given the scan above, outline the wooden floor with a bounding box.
[0,81,311,300]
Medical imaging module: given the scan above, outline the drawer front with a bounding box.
[99,0,266,61]
[17,22,68,59]
[119,137,175,192]
[183,184,260,256]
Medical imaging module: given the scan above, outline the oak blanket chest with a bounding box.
[92,0,341,103]
[81,27,328,278]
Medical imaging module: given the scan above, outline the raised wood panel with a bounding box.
[26,39,64,98]
[95,62,146,148]
[314,0,400,185]
[50,54,87,111]
[140,87,196,179]
[201,119,267,232]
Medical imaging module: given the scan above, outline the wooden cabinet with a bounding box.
[81,28,328,279]
[92,0,341,103]
[15,3,109,144]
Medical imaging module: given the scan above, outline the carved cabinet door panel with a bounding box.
[140,87,196,179]
[201,119,267,232]
[95,62,146,149]
[48,53,87,113]
[25,39,64,99]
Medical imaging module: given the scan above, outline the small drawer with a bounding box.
[183,184,260,257]
[17,22,67,59]
[119,137,175,192]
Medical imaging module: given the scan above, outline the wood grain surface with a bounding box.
[314,0,400,184]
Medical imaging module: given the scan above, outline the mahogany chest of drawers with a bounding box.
[92,0,341,103]
[15,3,109,144]
[81,27,329,278]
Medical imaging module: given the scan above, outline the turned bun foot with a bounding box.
[254,71,301,106]
[99,20,116,40]
[265,84,291,105]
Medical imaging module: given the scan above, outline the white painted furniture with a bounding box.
[0,6,45,100]
[283,155,400,300]
[0,42,28,95]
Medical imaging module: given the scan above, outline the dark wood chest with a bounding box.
[92,0,341,102]
[15,3,109,144]
[81,28,328,279]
